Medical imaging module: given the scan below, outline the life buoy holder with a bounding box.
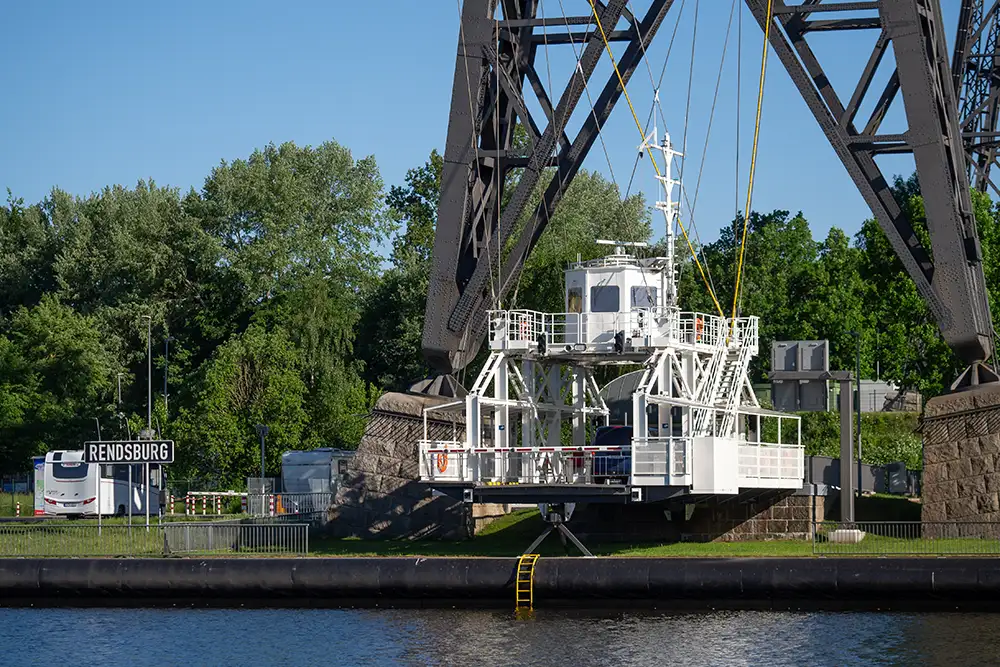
[695,317,704,342]
[436,452,449,473]
[519,318,531,339]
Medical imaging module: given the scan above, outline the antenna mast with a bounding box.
[642,123,683,307]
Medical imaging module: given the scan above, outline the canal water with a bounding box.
[0,608,990,666]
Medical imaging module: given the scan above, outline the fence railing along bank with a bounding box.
[0,521,309,557]
[813,521,1000,555]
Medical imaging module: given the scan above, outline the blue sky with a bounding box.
[0,1,959,249]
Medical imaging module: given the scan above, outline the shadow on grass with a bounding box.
[309,509,816,558]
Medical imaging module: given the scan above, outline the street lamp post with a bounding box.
[255,424,270,516]
[142,316,152,432]
[256,425,269,480]
[141,316,153,531]
[164,335,173,418]
[849,331,863,497]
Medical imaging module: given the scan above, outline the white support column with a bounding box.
[465,393,480,448]
[494,359,509,449]
[521,359,535,448]
[546,364,562,447]
[656,350,670,437]
[681,349,694,436]
[572,366,586,447]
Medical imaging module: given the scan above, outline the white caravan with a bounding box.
[43,450,163,516]
[280,448,354,494]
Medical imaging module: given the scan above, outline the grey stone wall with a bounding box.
[327,392,474,540]
[922,383,1000,523]
[570,493,824,543]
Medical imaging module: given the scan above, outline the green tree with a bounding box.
[357,152,442,390]
[511,169,651,314]
[0,297,118,470]
[172,325,308,487]
[193,140,390,307]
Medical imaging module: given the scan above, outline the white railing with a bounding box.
[419,436,802,490]
[418,441,631,485]
[738,444,805,487]
[630,436,691,485]
[488,309,759,353]
[417,441,473,482]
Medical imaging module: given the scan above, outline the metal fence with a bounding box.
[244,492,332,517]
[813,521,1000,556]
[163,521,308,555]
[0,521,309,557]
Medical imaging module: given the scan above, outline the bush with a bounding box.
[795,411,922,470]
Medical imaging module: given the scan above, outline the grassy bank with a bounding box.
[0,493,33,517]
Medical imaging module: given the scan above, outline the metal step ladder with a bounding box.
[515,554,540,609]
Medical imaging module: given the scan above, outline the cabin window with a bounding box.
[590,285,620,312]
[631,286,657,309]
[567,287,583,313]
[52,462,89,480]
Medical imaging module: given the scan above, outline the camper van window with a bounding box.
[590,285,620,313]
[631,286,657,309]
[567,287,583,313]
[52,462,89,480]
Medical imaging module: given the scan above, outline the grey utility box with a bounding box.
[771,340,829,412]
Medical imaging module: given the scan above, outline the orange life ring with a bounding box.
[695,317,704,342]
[436,452,449,473]
[519,319,530,339]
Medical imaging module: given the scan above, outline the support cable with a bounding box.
[731,0,773,323]
[735,0,742,239]
[586,0,724,318]
[679,0,699,184]
[677,0,738,303]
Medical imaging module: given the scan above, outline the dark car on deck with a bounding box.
[592,425,634,484]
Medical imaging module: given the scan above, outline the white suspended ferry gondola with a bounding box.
[417,130,804,503]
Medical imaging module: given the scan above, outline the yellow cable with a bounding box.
[587,0,724,319]
[731,0,773,323]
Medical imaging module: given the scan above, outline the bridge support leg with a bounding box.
[523,503,595,557]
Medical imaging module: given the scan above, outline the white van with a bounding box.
[43,450,163,516]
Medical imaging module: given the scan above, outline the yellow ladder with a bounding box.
[515,554,540,609]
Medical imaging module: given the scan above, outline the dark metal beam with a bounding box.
[526,29,636,44]
[772,1,879,13]
[800,17,882,31]
[744,0,994,367]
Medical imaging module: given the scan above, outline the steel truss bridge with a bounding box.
[423,0,1000,390]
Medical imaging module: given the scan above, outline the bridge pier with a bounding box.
[921,384,1000,528]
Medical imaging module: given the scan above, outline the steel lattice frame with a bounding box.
[954,0,1000,195]
[424,0,674,375]
[427,0,997,382]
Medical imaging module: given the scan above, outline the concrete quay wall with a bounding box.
[4,557,1000,610]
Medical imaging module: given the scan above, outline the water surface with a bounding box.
[0,607,988,666]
